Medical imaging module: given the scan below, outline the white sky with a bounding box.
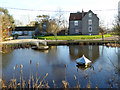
[0,0,120,28]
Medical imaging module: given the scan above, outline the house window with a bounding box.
[75,29,79,33]
[88,19,92,25]
[24,31,28,35]
[88,26,92,32]
[89,13,92,17]
[18,31,23,35]
[74,21,78,26]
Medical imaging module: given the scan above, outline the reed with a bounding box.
[53,80,56,88]
[2,59,119,89]
[65,64,67,81]
[34,61,39,88]
[20,64,23,89]
[12,66,16,88]
[62,64,69,88]
[29,60,32,88]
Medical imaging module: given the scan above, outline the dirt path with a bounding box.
[1,39,46,45]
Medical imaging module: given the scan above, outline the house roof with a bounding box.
[76,55,92,65]
[69,13,82,21]
[69,12,87,21]
[69,10,99,21]
[14,26,36,31]
[35,27,47,32]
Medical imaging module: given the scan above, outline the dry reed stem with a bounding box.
[37,62,39,68]
[74,75,77,81]
[45,81,50,88]
[53,80,56,88]
[36,62,39,87]
[38,73,48,88]
[62,80,69,88]
[29,60,32,88]
[65,64,67,81]
[32,74,35,88]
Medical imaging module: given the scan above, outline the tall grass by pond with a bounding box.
[1,45,120,88]
[1,59,120,89]
[35,34,112,40]
[1,60,94,89]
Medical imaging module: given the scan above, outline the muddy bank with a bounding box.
[47,40,120,47]
[1,39,120,53]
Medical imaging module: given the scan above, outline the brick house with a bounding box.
[68,10,99,35]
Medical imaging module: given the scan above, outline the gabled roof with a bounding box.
[69,10,99,21]
[87,10,99,19]
[76,55,92,65]
[69,13,82,21]
[69,12,87,21]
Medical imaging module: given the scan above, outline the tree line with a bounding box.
[0,7,120,41]
[113,16,120,36]
[0,7,15,41]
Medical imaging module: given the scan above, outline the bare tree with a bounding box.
[53,8,65,40]
[99,20,106,41]
[113,16,120,36]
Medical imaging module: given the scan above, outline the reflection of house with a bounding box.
[13,26,35,36]
[69,45,99,62]
[68,10,99,35]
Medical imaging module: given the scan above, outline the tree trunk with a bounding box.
[102,31,104,41]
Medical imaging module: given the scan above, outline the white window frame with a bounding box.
[75,29,79,33]
[88,19,92,25]
[74,21,78,26]
[88,26,92,32]
[89,13,92,17]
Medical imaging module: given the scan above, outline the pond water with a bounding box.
[2,45,120,88]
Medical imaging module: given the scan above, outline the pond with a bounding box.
[2,45,120,88]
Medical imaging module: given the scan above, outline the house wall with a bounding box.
[82,12,99,35]
[118,1,120,18]
[69,20,82,35]
[69,45,99,61]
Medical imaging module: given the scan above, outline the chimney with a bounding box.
[82,9,84,17]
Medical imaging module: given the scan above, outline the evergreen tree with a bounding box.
[0,7,15,41]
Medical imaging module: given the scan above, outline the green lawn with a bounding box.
[34,34,112,40]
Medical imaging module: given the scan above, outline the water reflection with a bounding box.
[76,65,92,71]
[69,45,99,63]
[2,45,120,88]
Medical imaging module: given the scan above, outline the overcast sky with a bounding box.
[0,0,119,28]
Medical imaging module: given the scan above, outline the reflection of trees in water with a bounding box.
[45,46,66,81]
[2,46,14,53]
[45,46,69,65]
[69,45,99,62]
[45,46,59,64]
[2,50,14,69]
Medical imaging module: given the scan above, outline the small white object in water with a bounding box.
[76,55,92,65]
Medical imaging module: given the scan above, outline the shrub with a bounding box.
[13,34,18,39]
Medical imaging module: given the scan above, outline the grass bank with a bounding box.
[35,34,112,40]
